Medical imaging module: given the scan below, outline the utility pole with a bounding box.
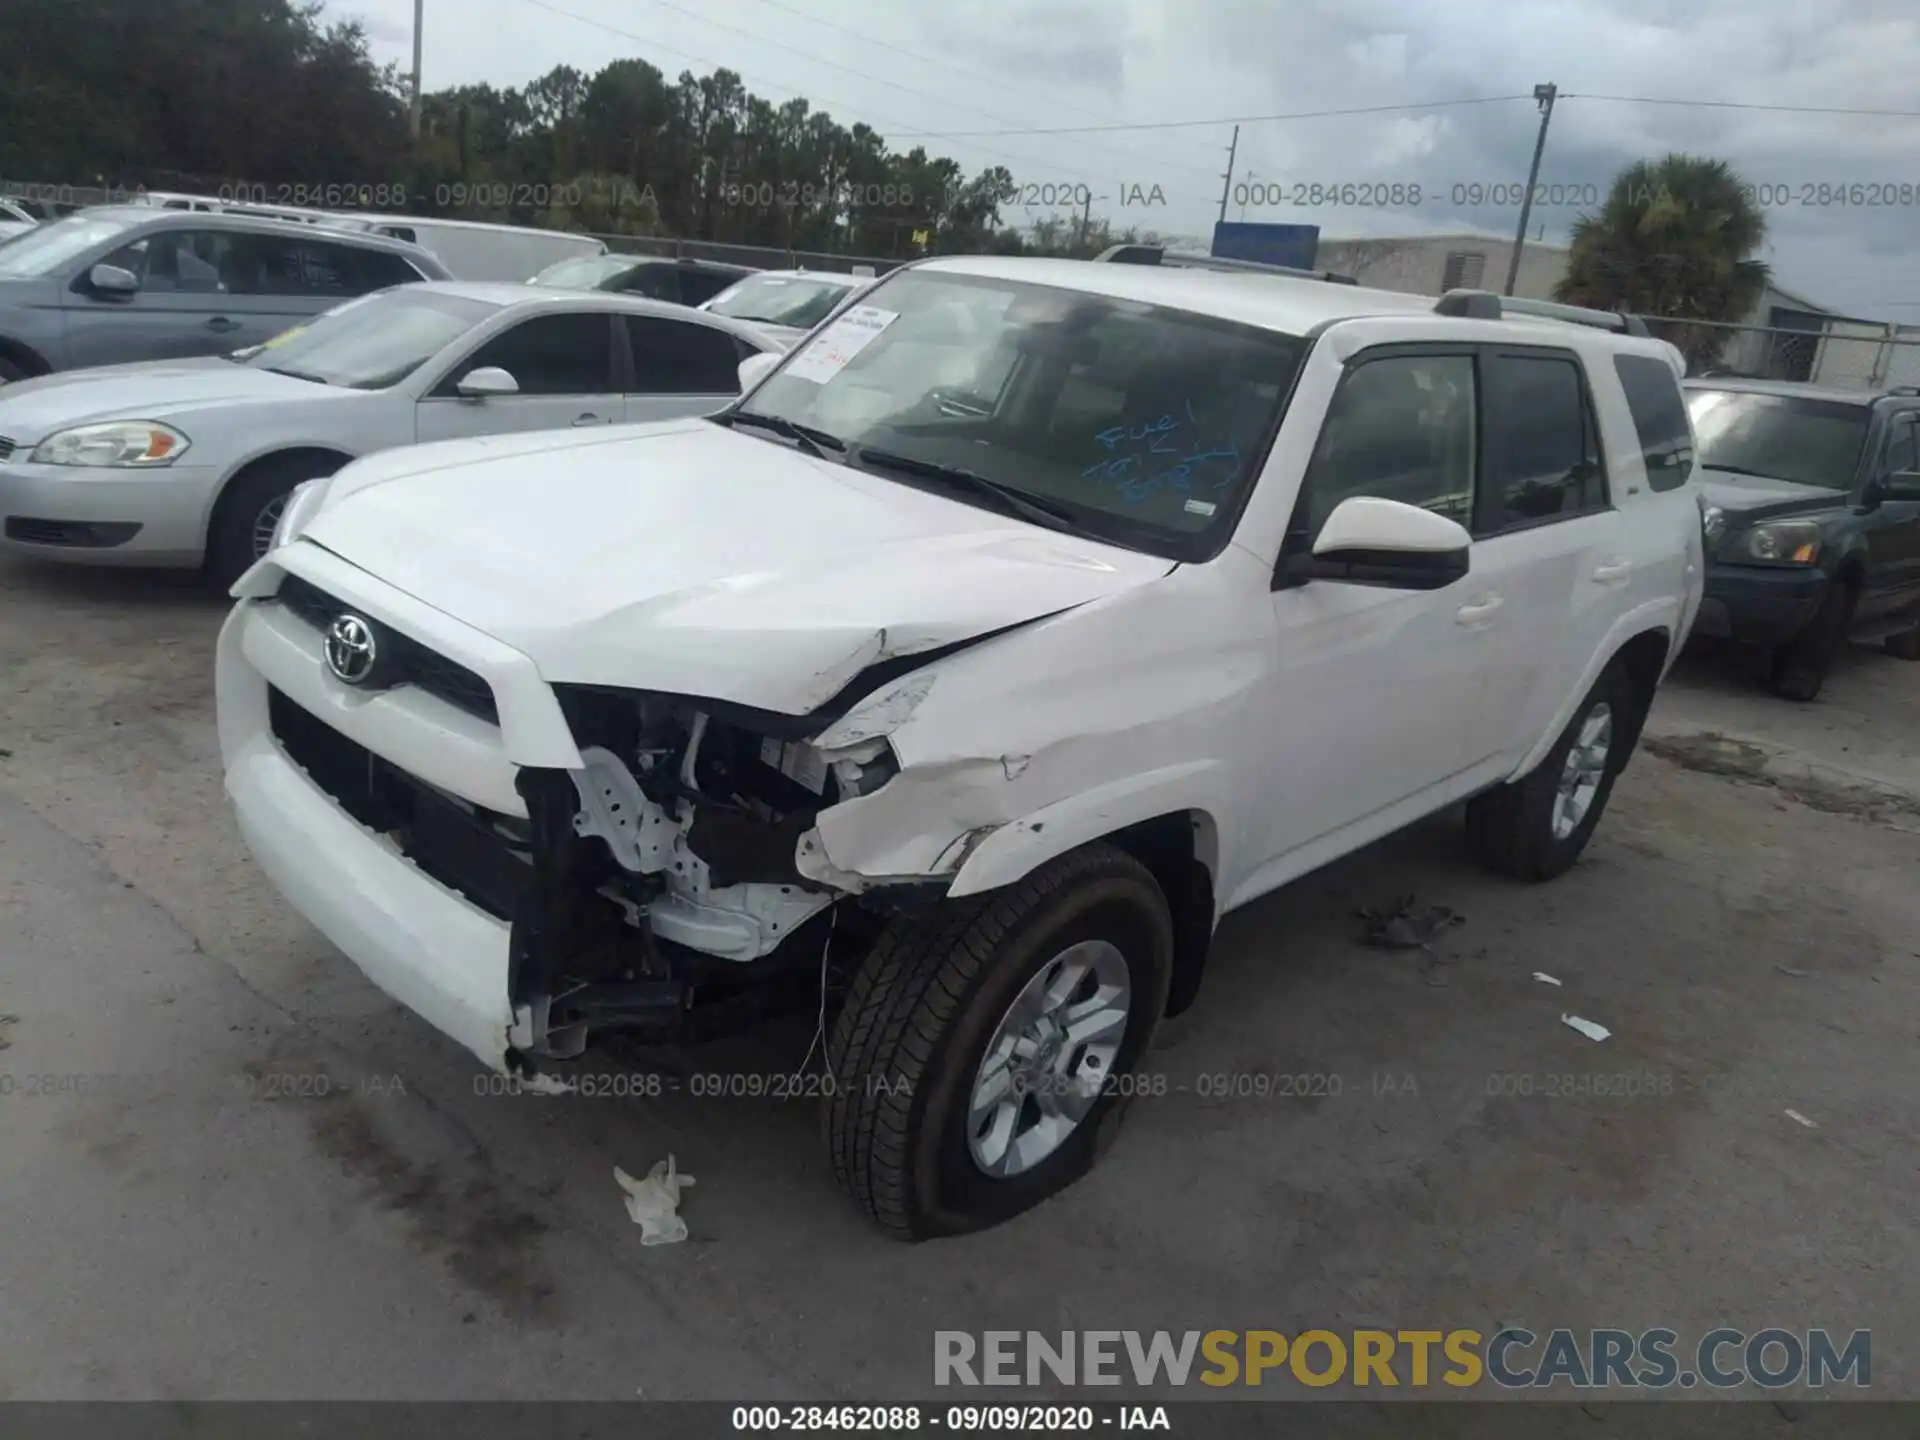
[1503,82,1556,296]
[408,0,425,141]
[1216,124,1240,227]
[1078,188,1092,252]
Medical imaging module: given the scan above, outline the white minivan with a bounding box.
[330,215,608,282]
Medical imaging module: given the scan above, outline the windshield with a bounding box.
[0,212,143,279]
[241,290,501,388]
[737,270,1305,558]
[705,273,857,329]
[530,254,641,289]
[1686,389,1870,489]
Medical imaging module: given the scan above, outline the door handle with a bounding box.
[1455,595,1504,625]
[1592,557,1632,584]
[205,317,240,332]
[571,412,604,426]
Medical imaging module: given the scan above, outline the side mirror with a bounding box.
[456,366,519,399]
[1879,470,1920,504]
[88,263,140,296]
[1279,495,1472,591]
[737,350,782,391]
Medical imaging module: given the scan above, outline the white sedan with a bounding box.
[0,281,783,582]
[698,269,873,348]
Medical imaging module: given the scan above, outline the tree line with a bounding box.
[0,0,1174,259]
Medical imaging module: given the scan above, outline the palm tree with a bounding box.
[1556,154,1770,367]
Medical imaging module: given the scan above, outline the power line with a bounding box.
[890,95,1539,139]
[1562,93,1920,119]
[734,0,1224,182]
[508,0,1221,208]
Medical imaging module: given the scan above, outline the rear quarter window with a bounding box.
[1612,354,1695,492]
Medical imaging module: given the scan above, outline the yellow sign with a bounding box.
[260,325,307,350]
[911,228,930,245]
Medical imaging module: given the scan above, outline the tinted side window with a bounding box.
[344,247,423,292]
[1613,354,1694,492]
[1483,353,1604,530]
[101,229,232,293]
[1297,353,1477,541]
[613,264,680,302]
[1880,415,1918,476]
[447,314,614,395]
[680,268,743,305]
[624,316,743,394]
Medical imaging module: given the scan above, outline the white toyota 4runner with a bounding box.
[217,256,1704,1238]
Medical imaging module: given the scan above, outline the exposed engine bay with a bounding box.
[505,688,907,1071]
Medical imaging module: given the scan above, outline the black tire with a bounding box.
[206,453,342,589]
[1884,622,1920,661]
[1465,661,1637,883]
[823,844,1174,1240]
[1769,579,1854,701]
[0,354,28,385]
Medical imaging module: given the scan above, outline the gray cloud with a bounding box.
[327,0,1920,315]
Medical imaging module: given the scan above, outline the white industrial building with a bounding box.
[1311,232,1920,391]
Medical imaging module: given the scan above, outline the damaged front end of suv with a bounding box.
[505,680,916,1071]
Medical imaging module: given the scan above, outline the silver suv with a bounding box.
[0,208,451,382]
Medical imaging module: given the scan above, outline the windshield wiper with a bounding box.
[262,365,329,385]
[853,447,1081,532]
[712,410,846,458]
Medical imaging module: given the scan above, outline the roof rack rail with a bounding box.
[1093,242,1358,285]
[1433,288,1650,337]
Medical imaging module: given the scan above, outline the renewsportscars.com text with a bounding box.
[934,1328,1870,1390]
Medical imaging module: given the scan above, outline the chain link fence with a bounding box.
[1641,316,1920,391]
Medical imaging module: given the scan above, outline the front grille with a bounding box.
[267,687,529,920]
[274,575,499,723]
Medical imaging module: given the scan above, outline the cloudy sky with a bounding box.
[330,0,1920,319]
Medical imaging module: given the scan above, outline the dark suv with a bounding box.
[1685,378,1920,700]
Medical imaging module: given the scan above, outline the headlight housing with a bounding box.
[270,475,333,552]
[1739,519,1822,565]
[30,420,190,467]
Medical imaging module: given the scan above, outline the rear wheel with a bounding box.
[1466,661,1636,882]
[206,453,342,589]
[1769,579,1854,701]
[823,845,1173,1240]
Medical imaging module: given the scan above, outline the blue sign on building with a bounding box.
[1211,221,1321,270]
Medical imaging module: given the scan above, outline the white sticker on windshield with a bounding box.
[783,305,899,385]
[1184,499,1218,516]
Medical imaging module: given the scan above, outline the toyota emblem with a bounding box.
[324,612,379,684]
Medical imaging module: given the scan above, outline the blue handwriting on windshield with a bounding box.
[1082,400,1242,505]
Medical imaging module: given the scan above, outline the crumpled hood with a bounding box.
[302,420,1173,714]
[0,358,328,440]
[1699,467,1849,517]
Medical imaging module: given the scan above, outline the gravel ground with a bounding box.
[1,556,1915,1405]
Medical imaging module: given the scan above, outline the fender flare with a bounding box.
[945,759,1231,901]
[1510,599,1680,779]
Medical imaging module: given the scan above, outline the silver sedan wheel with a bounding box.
[251,494,288,560]
[1553,702,1612,841]
[966,939,1132,1179]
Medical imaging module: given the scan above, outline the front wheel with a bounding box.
[823,845,1173,1240]
[1769,580,1853,701]
[206,454,342,589]
[1466,661,1636,882]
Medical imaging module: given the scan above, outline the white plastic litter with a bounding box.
[615,1156,695,1245]
[1785,1109,1818,1129]
[1533,972,1563,987]
[1561,1014,1610,1042]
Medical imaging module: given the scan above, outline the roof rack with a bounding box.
[1093,242,1358,285]
[1433,288,1650,337]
